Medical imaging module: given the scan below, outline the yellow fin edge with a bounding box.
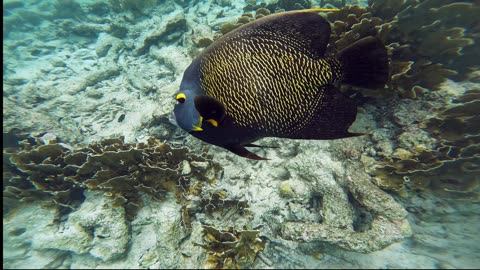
[301,8,340,12]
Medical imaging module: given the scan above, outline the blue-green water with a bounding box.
[3,0,479,269]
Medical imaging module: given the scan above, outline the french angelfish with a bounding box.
[172,10,389,160]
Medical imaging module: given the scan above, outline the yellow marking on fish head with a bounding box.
[191,116,204,132]
[176,93,186,103]
[206,119,219,127]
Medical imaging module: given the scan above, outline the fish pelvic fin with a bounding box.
[337,36,389,89]
[244,143,279,149]
[227,144,270,160]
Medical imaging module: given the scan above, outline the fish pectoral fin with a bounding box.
[194,95,226,125]
[205,119,219,127]
[226,145,270,160]
[244,143,279,149]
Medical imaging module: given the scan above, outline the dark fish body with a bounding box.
[173,10,389,160]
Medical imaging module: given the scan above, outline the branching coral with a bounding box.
[3,142,85,219]
[218,8,273,35]
[3,136,222,221]
[322,3,479,201]
[220,0,322,36]
[242,0,310,14]
[197,225,267,269]
[367,89,480,199]
[327,1,479,98]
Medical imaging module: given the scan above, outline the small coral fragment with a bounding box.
[198,225,267,269]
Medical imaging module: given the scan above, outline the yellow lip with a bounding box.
[191,116,203,132]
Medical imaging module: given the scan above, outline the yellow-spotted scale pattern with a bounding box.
[199,28,344,137]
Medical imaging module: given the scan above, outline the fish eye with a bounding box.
[176,93,186,104]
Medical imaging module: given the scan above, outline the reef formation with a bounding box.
[4,136,222,222]
[3,0,480,269]
[213,0,480,200]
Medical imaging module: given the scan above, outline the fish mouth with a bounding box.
[191,116,203,132]
[169,112,178,127]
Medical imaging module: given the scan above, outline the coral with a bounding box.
[223,1,477,98]
[279,173,412,253]
[199,190,249,215]
[217,8,273,36]
[53,0,85,19]
[31,191,130,261]
[326,1,479,98]
[365,88,480,199]
[241,0,313,14]
[3,141,85,219]
[277,0,311,11]
[134,10,187,55]
[61,63,120,94]
[368,0,406,20]
[196,37,214,48]
[278,181,296,198]
[109,23,129,39]
[3,136,222,221]
[390,61,458,99]
[85,1,111,16]
[108,0,158,14]
[219,22,241,35]
[242,2,279,14]
[319,0,353,8]
[198,225,267,269]
[95,33,124,58]
[57,19,110,38]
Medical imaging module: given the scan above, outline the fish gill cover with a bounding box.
[3,0,480,269]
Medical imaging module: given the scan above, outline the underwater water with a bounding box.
[3,0,480,269]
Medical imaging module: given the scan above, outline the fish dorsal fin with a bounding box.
[214,10,331,59]
[194,95,226,126]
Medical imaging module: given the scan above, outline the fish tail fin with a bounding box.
[337,36,389,89]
